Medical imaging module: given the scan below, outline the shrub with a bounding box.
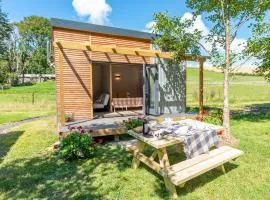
[203,109,223,125]
[65,113,74,122]
[123,118,143,130]
[59,131,96,160]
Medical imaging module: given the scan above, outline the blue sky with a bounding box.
[2,0,269,68]
[2,0,255,39]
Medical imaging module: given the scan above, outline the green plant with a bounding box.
[59,131,95,160]
[123,118,143,130]
[203,109,223,125]
[65,113,74,122]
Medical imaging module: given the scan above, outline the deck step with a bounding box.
[168,146,243,186]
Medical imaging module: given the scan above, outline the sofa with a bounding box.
[111,97,143,112]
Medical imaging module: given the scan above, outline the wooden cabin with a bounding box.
[52,18,206,130]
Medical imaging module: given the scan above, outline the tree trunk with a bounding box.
[22,72,25,84]
[223,15,231,141]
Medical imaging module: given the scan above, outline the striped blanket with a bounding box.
[150,119,220,159]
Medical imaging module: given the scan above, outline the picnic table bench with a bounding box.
[128,130,243,198]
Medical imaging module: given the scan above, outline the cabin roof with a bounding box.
[51,18,156,40]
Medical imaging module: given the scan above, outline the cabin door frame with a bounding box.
[143,64,160,116]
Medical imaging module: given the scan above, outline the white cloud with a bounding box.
[147,12,253,68]
[145,21,156,30]
[181,12,248,55]
[142,21,156,32]
[181,12,213,52]
[181,12,209,36]
[231,38,247,53]
[72,0,112,25]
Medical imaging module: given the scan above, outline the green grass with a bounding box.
[0,81,55,124]
[186,69,270,109]
[0,113,269,199]
[0,69,269,199]
[0,69,269,124]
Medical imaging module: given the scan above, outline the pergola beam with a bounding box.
[54,40,207,61]
[54,39,207,121]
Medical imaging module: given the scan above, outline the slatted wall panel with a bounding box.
[91,33,151,64]
[53,28,92,124]
[53,28,151,125]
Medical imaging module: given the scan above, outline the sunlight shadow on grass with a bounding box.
[0,131,24,163]
[232,111,270,123]
[0,145,131,199]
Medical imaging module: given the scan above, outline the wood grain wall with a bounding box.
[53,27,151,125]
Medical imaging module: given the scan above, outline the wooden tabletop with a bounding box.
[128,130,183,149]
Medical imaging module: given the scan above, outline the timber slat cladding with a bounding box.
[54,29,93,122]
[91,32,151,63]
[90,52,150,64]
[54,28,89,42]
[53,28,152,124]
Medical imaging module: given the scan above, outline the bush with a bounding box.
[59,131,96,160]
[203,109,223,125]
[65,113,74,122]
[123,118,143,130]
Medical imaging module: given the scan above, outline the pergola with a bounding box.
[54,40,206,124]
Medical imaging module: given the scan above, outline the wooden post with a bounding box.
[58,48,65,126]
[216,164,226,174]
[89,34,93,119]
[32,92,35,104]
[132,141,146,169]
[184,61,187,111]
[89,61,93,119]
[109,64,113,112]
[157,148,178,199]
[199,59,204,116]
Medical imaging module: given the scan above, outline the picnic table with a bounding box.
[128,125,243,198]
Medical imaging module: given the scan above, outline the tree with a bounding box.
[152,12,202,60]
[16,16,52,76]
[0,0,12,59]
[185,0,269,141]
[2,27,21,85]
[0,1,13,84]
[247,20,270,81]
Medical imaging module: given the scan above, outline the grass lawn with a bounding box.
[0,69,269,125]
[0,70,269,199]
[0,81,55,124]
[0,112,269,199]
[186,69,270,109]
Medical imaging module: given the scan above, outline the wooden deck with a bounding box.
[60,112,199,138]
[94,110,143,119]
[60,116,131,137]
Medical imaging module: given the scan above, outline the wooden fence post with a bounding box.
[199,59,204,116]
[32,92,35,104]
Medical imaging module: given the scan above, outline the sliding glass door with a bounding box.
[144,64,160,115]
